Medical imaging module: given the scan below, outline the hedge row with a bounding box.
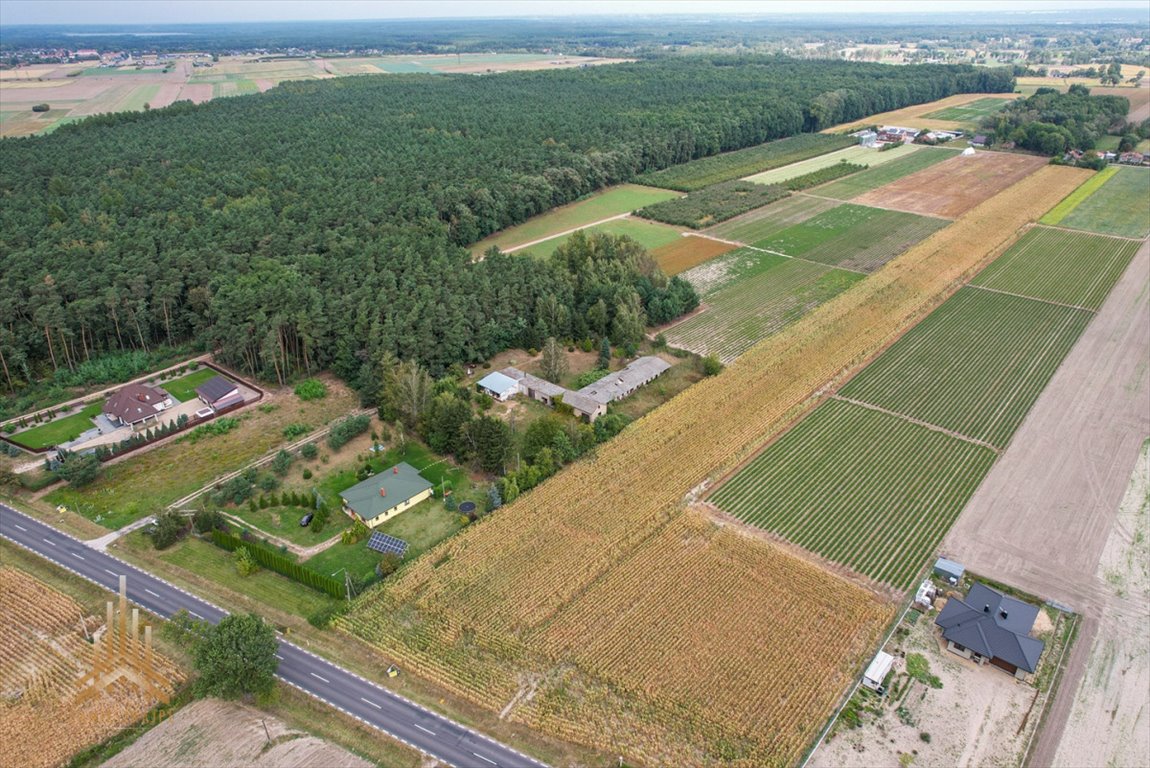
[207,529,344,599]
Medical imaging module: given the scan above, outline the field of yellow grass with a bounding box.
[339,164,1089,767]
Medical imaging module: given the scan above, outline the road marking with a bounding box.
[103,568,119,577]
[189,610,204,619]
[13,524,26,531]
[361,697,382,709]
[310,672,330,684]
[71,551,85,560]
[144,588,160,597]
[42,538,56,546]
[472,752,498,766]
[414,723,436,736]
[275,654,284,660]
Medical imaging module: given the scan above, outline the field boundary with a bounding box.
[832,394,1001,453]
[966,283,1097,313]
[1039,166,1120,226]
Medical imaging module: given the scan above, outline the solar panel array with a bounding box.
[366,532,409,557]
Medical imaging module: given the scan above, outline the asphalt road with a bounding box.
[0,502,545,768]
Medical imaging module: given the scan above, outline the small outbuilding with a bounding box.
[961,146,976,156]
[339,462,433,529]
[194,375,242,410]
[933,557,965,585]
[476,371,519,402]
[862,651,894,693]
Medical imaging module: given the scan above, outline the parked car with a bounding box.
[299,512,314,527]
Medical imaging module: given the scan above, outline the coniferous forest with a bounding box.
[0,56,1012,399]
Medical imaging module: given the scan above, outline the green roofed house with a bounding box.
[339,462,434,528]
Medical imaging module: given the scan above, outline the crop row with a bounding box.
[634,179,789,228]
[753,203,949,272]
[971,225,1141,311]
[705,193,840,244]
[667,255,861,362]
[712,400,996,589]
[636,133,854,191]
[336,167,1090,766]
[841,287,1093,448]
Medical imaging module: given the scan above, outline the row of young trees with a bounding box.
[0,56,1009,394]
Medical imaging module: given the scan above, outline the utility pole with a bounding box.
[331,568,353,603]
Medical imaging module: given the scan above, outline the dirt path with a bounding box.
[502,212,632,253]
[942,237,1150,765]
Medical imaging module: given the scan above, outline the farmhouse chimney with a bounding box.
[380,487,386,497]
[999,609,1008,619]
[983,604,990,613]
[393,466,398,474]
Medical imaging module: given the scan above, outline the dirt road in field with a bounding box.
[942,237,1150,766]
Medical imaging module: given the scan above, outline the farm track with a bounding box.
[337,166,1089,766]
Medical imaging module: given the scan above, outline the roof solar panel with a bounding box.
[366,531,409,557]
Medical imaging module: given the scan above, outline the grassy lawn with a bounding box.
[229,502,351,547]
[9,401,103,449]
[304,499,467,583]
[161,368,219,402]
[45,377,357,529]
[469,184,680,255]
[609,357,703,421]
[516,217,683,259]
[922,96,1010,122]
[122,531,337,617]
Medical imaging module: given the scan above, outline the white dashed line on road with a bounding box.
[310,672,330,684]
[71,552,85,560]
[103,568,119,577]
[275,654,285,660]
[473,752,498,766]
[13,524,26,531]
[144,588,160,597]
[414,723,436,736]
[361,697,382,709]
[42,538,56,546]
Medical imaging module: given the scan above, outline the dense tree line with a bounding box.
[982,85,1130,154]
[0,57,1008,398]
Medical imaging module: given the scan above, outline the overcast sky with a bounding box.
[3,0,1147,26]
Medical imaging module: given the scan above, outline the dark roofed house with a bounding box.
[971,134,989,147]
[935,582,1045,680]
[194,375,242,410]
[339,462,434,529]
[103,383,173,427]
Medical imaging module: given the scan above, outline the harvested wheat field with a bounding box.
[853,151,1048,219]
[0,568,182,768]
[104,698,372,768]
[651,234,738,275]
[338,165,1088,767]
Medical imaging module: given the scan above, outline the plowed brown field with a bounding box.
[853,152,1048,219]
[651,234,738,275]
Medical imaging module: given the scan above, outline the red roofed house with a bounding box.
[103,383,173,427]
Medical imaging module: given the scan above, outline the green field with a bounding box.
[9,402,103,450]
[751,203,949,272]
[922,97,1011,122]
[636,134,855,191]
[666,250,862,361]
[840,287,1093,448]
[515,217,683,259]
[1040,166,1120,226]
[971,226,1141,310]
[118,83,161,111]
[711,399,996,589]
[161,368,219,402]
[705,195,841,244]
[814,147,956,199]
[469,184,680,254]
[743,143,920,187]
[1052,167,1150,239]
